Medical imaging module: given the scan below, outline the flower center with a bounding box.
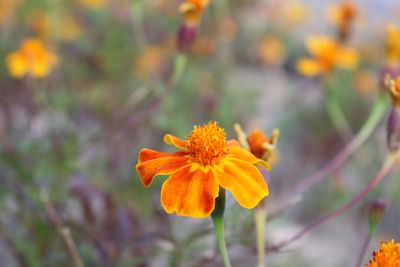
[187,122,228,165]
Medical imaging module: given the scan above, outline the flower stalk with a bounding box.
[325,76,353,140]
[268,150,400,252]
[172,53,188,86]
[255,203,267,267]
[211,187,232,267]
[271,94,388,216]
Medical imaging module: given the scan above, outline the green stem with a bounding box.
[131,0,146,51]
[211,188,232,267]
[254,206,267,267]
[325,85,353,140]
[172,53,188,86]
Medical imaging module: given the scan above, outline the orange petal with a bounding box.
[138,148,187,163]
[228,146,271,170]
[161,166,219,218]
[136,149,190,187]
[164,134,188,151]
[227,139,240,147]
[215,158,269,209]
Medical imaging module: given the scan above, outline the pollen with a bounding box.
[187,122,228,165]
[365,240,400,267]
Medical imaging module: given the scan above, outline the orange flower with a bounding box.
[179,0,209,26]
[234,124,280,165]
[365,240,400,267]
[258,36,287,66]
[327,1,357,41]
[136,122,270,218]
[6,38,58,79]
[297,35,358,77]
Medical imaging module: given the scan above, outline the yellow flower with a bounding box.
[136,122,270,218]
[365,240,400,267]
[258,36,287,66]
[283,0,309,26]
[297,35,358,77]
[179,0,209,26]
[385,24,400,66]
[6,38,58,79]
[79,0,106,10]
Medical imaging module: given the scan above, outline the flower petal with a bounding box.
[227,139,240,147]
[138,148,187,163]
[296,58,322,76]
[164,134,188,151]
[215,158,269,209]
[228,146,271,170]
[336,48,358,69]
[161,166,219,218]
[136,149,190,187]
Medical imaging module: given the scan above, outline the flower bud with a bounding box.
[387,107,400,152]
[176,23,198,52]
[367,199,386,235]
[380,65,399,90]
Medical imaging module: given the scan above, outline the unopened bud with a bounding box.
[176,23,198,52]
[368,200,386,235]
[387,107,400,152]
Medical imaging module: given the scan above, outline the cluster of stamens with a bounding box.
[187,122,228,165]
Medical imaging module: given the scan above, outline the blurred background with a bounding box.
[0,0,400,266]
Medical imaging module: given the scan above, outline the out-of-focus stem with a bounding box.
[268,151,399,252]
[255,204,267,267]
[270,95,388,216]
[40,188,84,267]
[172,53,188,86]
[131,0,146,51]
[325,89,353,140]
[354,234,372,267]
[324,74,353,141]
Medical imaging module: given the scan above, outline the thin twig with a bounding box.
[40,187,84,267]
[267,151,399,252]
[270,95,388,217]
[354,233,372,267]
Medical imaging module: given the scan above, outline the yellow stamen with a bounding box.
[187,122,227,165]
